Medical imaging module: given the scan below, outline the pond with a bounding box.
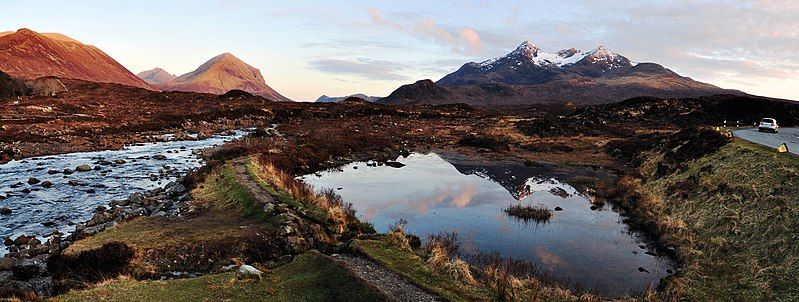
[301,152,675,297]
[0,131,247,247]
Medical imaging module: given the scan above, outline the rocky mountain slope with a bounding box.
[315,93,381,103]
[0,28,151,89]
[136,68,176,84]
[157,53,291,101]
[380,41,740,106]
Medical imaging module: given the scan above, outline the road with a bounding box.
[732,128,799,155]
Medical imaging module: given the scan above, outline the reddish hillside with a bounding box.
[0,28,151,89]
[159,53,291,101]
[137,67,176,84]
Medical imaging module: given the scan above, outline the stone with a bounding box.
[40,181,53,188]
[21,188,31,194]
[554,206,563,211]
[153,154,167,160]
[68,180,87,186]
[10,182,23,188]
[13,235,29,245]
[4,238,14,246]
[384,161,405,168]
[62,168,74,175]
[27,178,40,185]
[637,267,651,273]
[114,159,127,165]
[0,207,11,215]
[75,165,92,172]
[236,264,263,281]
[47,169,59,175]
[27,238,41,246]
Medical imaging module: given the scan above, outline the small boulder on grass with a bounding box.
[504,204,552,222]
[236,264,263,281]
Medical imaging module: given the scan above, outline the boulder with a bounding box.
[40,181,53,188]
[75,165,92,172]
[27,178,40,185]
[0,207,11,215]
[236,264,263,281]
[13,235,29,245]
[153,154,167,160]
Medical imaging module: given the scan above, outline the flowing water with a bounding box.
[301,152,675,297]
[0,131,247,246]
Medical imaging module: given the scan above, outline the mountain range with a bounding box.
[0,29,151,89]
[315,93,381,103]
[378,41,741,106]
[0,28,290,101]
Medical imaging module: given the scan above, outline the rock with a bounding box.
[4,238,14,246]
[637,267,651,273]
[11,261,41,281]
[13,235,29,245]
[549,187,571,198]
[47,169,59,175]
[27,178,40,185]
[27,238,41,246]
[62,168,74,175]
[10,182,23,188]
[590,205,598,211]
[236,264,263,281]
[153,154,167,160]
[0,207,11,215]
[75,165,92,172]
[40,181,53,188]
[263,203,276,215]
[21,188,31,194]
[114,159,127,164]
[384,161,405,168]
[97,160,112,166]
[68,180,87,186]
[554,206,563,211]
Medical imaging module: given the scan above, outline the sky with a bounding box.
[2,0,798,101]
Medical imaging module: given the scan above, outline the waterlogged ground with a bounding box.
[302,152,676,297]
[0,131,246,245]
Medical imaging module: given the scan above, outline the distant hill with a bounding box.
[157,53,291,101]
[0,28,151,89]
[379,41,740,106]
[137,68,176,84]
[315,93,381,103]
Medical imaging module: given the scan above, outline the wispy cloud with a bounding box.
[368,7,485,55]
[310,58,410,81]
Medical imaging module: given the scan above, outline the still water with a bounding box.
[302,152,675,297]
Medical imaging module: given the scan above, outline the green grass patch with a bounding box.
[353,239,490,301]
[195,162,266,220]
[645,139,799,301]
[53,252,385,302]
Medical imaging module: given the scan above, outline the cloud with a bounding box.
[368,8,485,55]
[310,58,410,81]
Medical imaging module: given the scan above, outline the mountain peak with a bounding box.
[512,41,540,58]
[159,53,291,101]
[0,28,151,89]
[137,68,176,84]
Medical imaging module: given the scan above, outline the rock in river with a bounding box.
[75,165,93,172]
[0,207,11,215]
[27,177,40,185]
[153,154,167,160]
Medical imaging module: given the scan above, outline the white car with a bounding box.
[758,118,779,133]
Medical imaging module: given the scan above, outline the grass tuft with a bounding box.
[504,204,552,222]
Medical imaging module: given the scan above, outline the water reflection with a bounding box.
[301,152,675,297]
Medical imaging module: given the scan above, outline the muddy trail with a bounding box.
[231,159,436,301]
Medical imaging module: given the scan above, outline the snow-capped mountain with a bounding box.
[381,41,741,106]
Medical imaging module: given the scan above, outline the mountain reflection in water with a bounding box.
[301,152,675,297]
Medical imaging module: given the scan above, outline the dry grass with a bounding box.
[504,204,552,222]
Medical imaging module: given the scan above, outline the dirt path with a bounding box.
[333,254,439,302]
[231,158,437,302]
[232,157,277,205]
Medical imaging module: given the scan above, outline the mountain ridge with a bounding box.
[157,52,291,101]
[0,28,152,89]
[380,41,741,106]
